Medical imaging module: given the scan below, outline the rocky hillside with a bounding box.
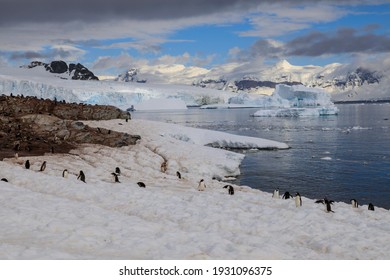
[0,95,140,159]
[24,60,99,80]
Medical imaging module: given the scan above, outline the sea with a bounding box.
[132,103,390,210]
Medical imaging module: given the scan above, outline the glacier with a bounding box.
[0,66,338,114]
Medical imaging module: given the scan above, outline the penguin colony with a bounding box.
[272,188,377,212]
[2,157,381,212]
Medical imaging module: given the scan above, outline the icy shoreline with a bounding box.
[1,118,389,260]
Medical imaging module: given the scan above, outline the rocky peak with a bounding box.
[23,60,99,81]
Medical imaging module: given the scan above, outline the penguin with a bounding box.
[39,161,46,172]
[351,199,359,208]
[272,188,280,199]
[198,179,206,191]
[368,203,375,211]
[77,170,86,183]
[160,162,167,173]
[176,171,181,179]
[115,167,121,176]
[295,192,302,207]
[111,172,120,183]
[282,191,292,199]
[62,169,68,178]
[315,198,335,213]
[14,152,18,160]
[25,160,30,169]
[1,178,8,182]
[223,185,234,195]
[137,181,146,188]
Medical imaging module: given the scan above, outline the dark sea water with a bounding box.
[133,103,390,209]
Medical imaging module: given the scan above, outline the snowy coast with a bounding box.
[1,118,389,260]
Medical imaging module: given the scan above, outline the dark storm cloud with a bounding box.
[0,0,259,25]
[286,28,390,56]
[0,0,380,25]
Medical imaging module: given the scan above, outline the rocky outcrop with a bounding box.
[24,60,99,80]
[0,95,130,120]
[0,95,140,159]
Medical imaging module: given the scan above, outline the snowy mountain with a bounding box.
[116,59,389,102]
[22,60,99,81]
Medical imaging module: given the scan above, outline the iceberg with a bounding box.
[248,84,339,117]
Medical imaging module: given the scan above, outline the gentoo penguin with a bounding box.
[282,191,292,199]
[351,199,359,208]
[115,167,121,176]
[176,171,182,179]
[160,162,167,173]
[25,160,30,169]
[315,198,335,213]
[111,172,120,183]
[368,203,375,211]
[39,161,47,172]
[62,169,68,178]
[272,188,280,199]
[223,185,234,195]
[137,181,146,188]
[1,178,8,182]
[77,170,86,183]
[198,179,206,191]
[295,192,302,207]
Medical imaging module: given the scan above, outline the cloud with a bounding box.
[0,0,261,25]
[286,28,390,56]
[238,3,347,37]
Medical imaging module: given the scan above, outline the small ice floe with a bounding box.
[321,156,332,160]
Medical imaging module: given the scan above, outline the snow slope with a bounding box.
[1,119,389,260]
[0,66,235,110]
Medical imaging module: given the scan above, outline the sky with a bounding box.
[1,0,390,76]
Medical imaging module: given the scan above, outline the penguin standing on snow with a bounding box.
[198,179,206,191]
[111,172,120,183]
[223,185,234,195]
[176,171,182,179]
[137,181,146,188]
[368,203,375,211]
[40,161,47,172]
[115,167,121,176]
[25,160,30,169]
[77,170,86,183]
[282,191,293,199]
[272,188,280,199]
[315,198,335,213]
[62,169,68,178]
[295,192,302,207]
[351,199,359,208]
